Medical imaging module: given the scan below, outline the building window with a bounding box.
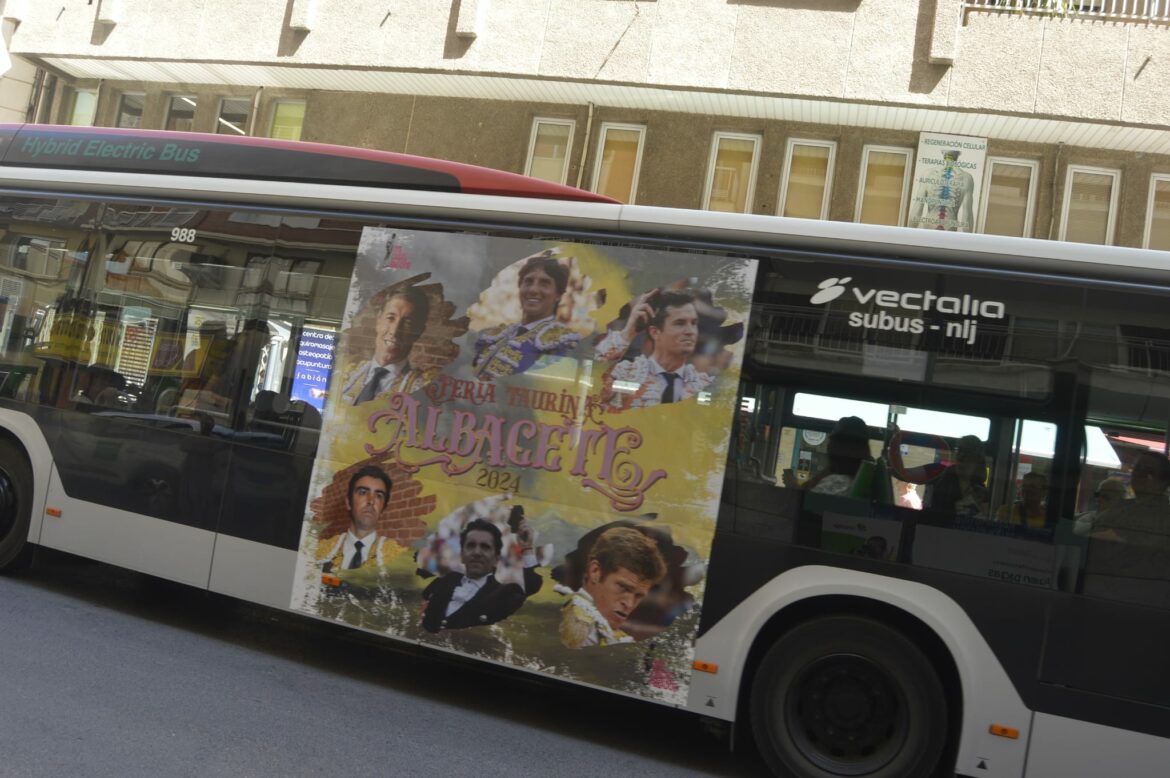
[525,119,575,185]
[979,157,1038,238]
[855,146,912,226]
[115,93,145,129]
[68,89,98,126]
[591,123,645,204]
[216,98,251,136]
[703,132,760,213]
[270,101,306,141]
[778,139,836,220]
[164,96,197,132]
[1060,165,1120,245]
[1145,174,1170,251]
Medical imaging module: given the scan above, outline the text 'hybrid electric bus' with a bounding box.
[0,124,1168,778]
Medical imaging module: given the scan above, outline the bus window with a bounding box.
[88,202,282,429]
[0,196,101,403]
[251,214,358,449]
[745,255,1073,401]
[41,200,286,525]
[211,215,356,550]
[1070,286,1170,610]
[731,374,1084,579]
[996,419,1055,530]
[1079,430,1170,609]
[1039,285,1170,709]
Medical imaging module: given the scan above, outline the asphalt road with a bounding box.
[0,548,768,777]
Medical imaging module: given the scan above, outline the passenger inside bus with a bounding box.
[73,363,127,409]
[1073,477,1128,536]
[177,320,232,414]
[996,471,1049,529]
[1087,451,1170,548]
[781,415,873,496]
[888,433,990,521]
[1083,451,1170,608]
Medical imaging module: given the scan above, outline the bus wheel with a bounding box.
[0,439,33,572]
[751,615,948,778]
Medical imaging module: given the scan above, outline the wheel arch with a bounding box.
[736,593,963,771]
[0,408,56,546]
[686,565,1033,778]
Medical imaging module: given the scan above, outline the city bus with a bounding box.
[0,123,1167,778]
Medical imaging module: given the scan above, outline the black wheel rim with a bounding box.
[0,465,17,542]
[784,653,909,775]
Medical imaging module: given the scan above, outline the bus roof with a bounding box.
[0,124,616,204]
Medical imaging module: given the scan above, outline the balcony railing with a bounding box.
[964,0,1170,21]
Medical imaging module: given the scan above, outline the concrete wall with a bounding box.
[46,78,1170,248]
[11,1,1170,126]
[0,55,34,122]
[16,2,1170,249]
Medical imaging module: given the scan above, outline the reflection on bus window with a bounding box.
[1083,447,1170,609]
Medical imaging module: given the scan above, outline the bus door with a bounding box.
[208,212,352,599]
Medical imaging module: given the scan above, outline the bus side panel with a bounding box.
[39,464,215,588]
[0,406,57,547]
[208,534,297,610]
[36,405,228,534]
[1024,713,1170,778]
[686,564,1033,778]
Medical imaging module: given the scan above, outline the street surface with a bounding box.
[0,548,767,777]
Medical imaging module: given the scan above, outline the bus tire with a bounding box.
[0,438,34,573]
[750,614,948,778]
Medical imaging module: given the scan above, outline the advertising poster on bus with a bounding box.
[290,227,756,704]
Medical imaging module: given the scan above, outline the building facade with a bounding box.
[5,0,1170,248]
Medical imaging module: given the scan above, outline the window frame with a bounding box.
[215,96,252,136]
[114,92,146,130]
[524,117,576,185]
[854,145,913,227]
[701,131,762,214]
[590,122,646,204]
[1142,172,1170,250]
[68,89,99,127]
[163,95,199,133]
[1059,164,1121,245]
[977,156,1040,237]
[269,100,307,141]
[777,138,837,221]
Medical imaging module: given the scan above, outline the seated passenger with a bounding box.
[1074,477,1127,536]
[75,364,126,408]
[1084,453,1170,605]
[783,416,873,496]
[996,471,1049,529]
[1090,452,1170,548]
[889,433,989,520]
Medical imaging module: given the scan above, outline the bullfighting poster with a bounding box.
[290,227,756,704]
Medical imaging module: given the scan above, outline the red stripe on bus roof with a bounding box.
[0,124,618,204]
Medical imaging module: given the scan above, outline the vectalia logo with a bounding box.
[809,277,1005,319]
[810,277,852,305]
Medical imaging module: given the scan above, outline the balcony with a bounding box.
[963,0,1170,22]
